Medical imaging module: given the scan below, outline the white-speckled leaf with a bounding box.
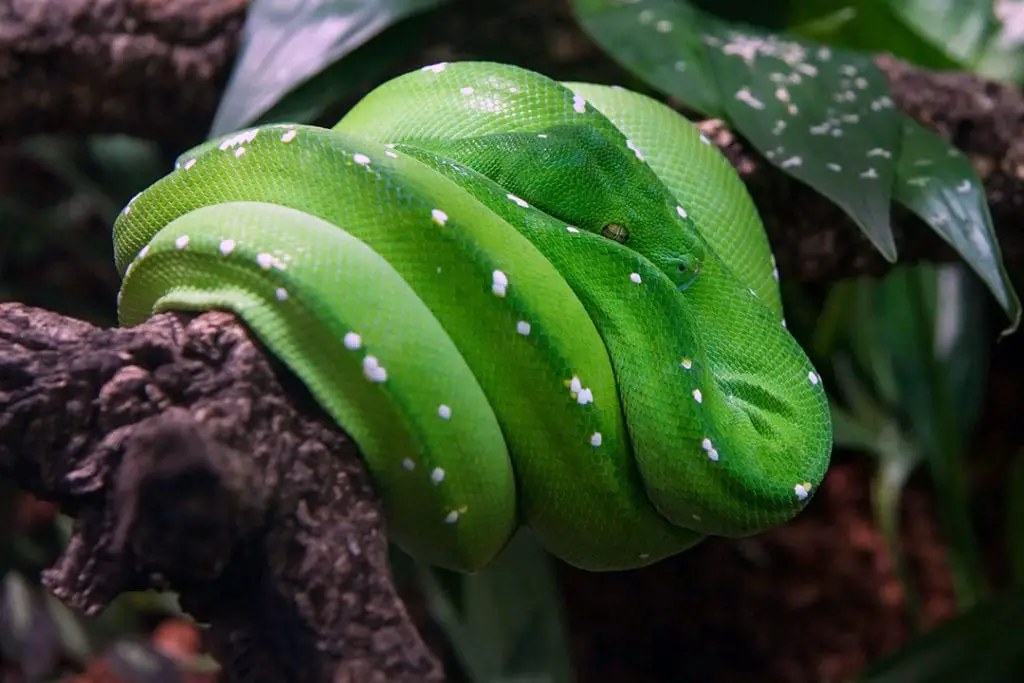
[893,118,1021,332]
[702,21,901,260]
[210,0,448,136]
[573,0,901,261]
[571,0,724,117]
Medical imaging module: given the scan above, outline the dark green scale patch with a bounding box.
[400,123,707,291]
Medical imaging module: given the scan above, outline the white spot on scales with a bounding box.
[256,252,286,270]
[507,193,529,208]
[343,332,362,350]
[219,128,259,150]
[626,139,645,161]
[701,437,719,462]
[492,270,509,297]
[362,356,387,383]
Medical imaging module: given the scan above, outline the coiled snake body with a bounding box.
[114,62,833,573]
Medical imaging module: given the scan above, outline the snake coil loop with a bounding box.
[113,62,832,573]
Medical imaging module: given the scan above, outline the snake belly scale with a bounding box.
[113,61,833,573]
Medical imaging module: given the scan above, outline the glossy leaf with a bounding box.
[885,0,997,66]
[894,117,1021,333]
[574,0,901,259]
[703,20,901,259]
[210,0,449,136]
[786,0,973,70]
[572,0,724,117]
[974,4,1024,84]
[256,18,428,126]
[855,585,1024,683]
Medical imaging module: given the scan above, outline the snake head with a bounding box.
[663,253,703,292]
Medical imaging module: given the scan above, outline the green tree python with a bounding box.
[113,62,833,573]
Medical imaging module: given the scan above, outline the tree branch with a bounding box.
[3,0,1024,283]
[0,302,444,683]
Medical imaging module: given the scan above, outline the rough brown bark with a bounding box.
[3,0,1024,284]
[0,302,444,683]
[0,0,247,147]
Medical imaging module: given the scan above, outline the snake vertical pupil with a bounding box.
[601,223,629,243]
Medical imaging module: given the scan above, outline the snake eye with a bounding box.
[601,223,629,244]
[667,255,702,292]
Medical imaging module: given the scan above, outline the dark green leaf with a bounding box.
[210,0,449,136]
[572,0,724,117]
[973,8,1024,84]
[256,17,429,127]
[884,0,997,66]
[856,585,1024,683]
[893,118,1021,333]
[786,0,970,70]
[702,20,901,259]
